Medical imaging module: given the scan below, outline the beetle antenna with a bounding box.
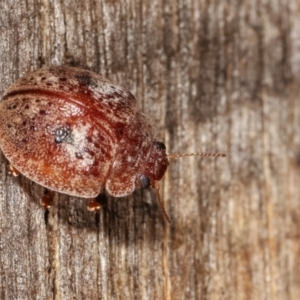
[152,181,170,223]
[167,152,226,159]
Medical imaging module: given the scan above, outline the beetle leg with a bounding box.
[40,190,54,209]
[152,181,170,223]
[87,198,101,211]
[9,164,20,177]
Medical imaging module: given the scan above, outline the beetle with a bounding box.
[0,66,225,221]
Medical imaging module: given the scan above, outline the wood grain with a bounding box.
[0,0,300,299]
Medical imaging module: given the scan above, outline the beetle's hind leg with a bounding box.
[9,164,20,177]
[87,198,101,211]
[40,189,54,209]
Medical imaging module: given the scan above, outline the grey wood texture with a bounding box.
[0,0,300,299]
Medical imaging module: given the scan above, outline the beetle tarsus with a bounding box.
[40,191,54,209]
[9,164,20,177]
[87,198,101,211]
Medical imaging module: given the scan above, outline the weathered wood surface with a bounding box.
[0,0,300,299]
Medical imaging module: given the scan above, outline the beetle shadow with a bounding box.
[4,165,166,245]
[49,189,167,246]
[98,189,167,245]
[10,176,99,233]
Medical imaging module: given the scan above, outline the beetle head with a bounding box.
[136,140,170,221]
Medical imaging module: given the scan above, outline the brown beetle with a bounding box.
[0,66,225,221]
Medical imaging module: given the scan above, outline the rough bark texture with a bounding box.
[0,0,300,299]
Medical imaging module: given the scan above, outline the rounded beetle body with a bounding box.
[0,66,169,198]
